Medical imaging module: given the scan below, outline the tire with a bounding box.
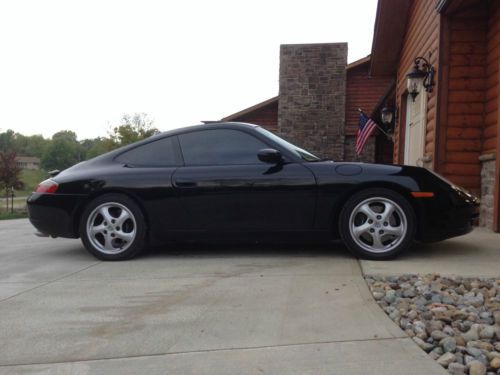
[79,193,147,260]
[339,188,416,260]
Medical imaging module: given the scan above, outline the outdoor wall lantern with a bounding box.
[406,55,435,102]
[381,106,394,126]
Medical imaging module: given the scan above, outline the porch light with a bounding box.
[380,106,394,125]
[406,56,435,102]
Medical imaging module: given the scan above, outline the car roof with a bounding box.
[88,122,261,163]
[156,122,260,138]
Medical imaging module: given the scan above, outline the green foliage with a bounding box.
[23,135,49,158]
[108,113,159,148]
[16,169,48,196]
[0,130,16,152]
[0,211,28,220]
[41,132,83,171]
[52,130,78,142]
[0,130,49,157]
[80,137,109,159]
[0,112,159,172]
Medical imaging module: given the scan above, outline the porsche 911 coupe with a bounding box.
[28,122,480,260]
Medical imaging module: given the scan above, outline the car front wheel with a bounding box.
[339,188,416,260]
[80,194,146,260]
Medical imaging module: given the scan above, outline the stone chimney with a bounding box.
[278,43,347,160]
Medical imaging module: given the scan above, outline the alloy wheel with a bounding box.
[86,202,137,254]
[348,197,407,254]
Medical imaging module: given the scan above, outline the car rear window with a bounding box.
[115,136,181,167]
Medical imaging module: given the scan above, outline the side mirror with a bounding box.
[258,148,283,164]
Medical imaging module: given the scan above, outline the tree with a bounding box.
[41,131,83,171]
[0,130,49,158]
[0,130,17,153]
[108,113,159,148]
[81,137,109,159]
[52,130,78,143]
[0,151,24,209]
[23,135,49,158]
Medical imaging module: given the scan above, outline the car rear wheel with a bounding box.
[339,188,416,260]
[80,194,146,260]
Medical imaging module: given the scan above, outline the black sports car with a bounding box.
[28,122,480,260]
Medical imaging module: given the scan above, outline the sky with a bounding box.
[0,0,378,140]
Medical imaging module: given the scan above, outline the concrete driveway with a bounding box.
[361,227,500,278]
[0,219,448,375]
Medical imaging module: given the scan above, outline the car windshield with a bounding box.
[256,127,324,162]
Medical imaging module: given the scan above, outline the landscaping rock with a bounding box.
[464,325,481,343]
[493,311,500,325]
[448,362,466,375]
[441,337,457,353]
[491,357,500,369]
[413,336,434,352]
[480,326,497,340]
[437,352,456,367]
[432,330,448,340]
[366,274,499,374]
[372,291,384,300]
[469,360,487,375]
[384,289,396,303]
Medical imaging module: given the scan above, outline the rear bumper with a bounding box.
[27,193,86,238]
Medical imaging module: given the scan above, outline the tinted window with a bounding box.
[115,137,181,167]
[179,129,267,166]
[256,127,320,162]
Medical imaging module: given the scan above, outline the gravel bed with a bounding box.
[365,274,500,375]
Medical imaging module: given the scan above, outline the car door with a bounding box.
[172,128,317,232]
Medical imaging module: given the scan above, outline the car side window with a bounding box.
[178,129,268,166]
[115,136,181,167]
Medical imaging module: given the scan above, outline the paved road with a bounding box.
[0,219,446,374]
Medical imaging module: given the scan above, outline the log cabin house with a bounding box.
[370,0,500,231]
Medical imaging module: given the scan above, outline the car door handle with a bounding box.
[173,178,198,188]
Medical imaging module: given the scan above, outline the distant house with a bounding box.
[16,156,40,170]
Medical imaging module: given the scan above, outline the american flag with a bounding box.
[356,113,377,155]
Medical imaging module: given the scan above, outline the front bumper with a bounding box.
[417,195,479,243]
[27,193,86,238]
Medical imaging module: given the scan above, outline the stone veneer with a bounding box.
[479,153,496,229]
[278,43,347,160]
[343,136,376,163]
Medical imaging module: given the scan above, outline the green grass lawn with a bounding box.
[15,169,48,197]
[0,211,28,220]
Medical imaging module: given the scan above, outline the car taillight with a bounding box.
[35,179,59,194]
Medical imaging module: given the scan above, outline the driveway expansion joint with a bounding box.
[0,261,101,304]
[0,336,410,368]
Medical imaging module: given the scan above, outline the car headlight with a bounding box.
[426,169,480,204]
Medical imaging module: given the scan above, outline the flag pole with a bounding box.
[357,108,392,140]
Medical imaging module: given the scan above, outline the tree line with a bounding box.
[0,113,159,171]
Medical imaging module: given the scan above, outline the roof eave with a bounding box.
[221,96,278,121]
[370,0,411,77]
